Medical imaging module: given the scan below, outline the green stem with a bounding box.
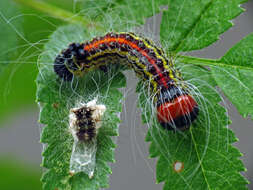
[177,55,253,71]
[13,0,103,31]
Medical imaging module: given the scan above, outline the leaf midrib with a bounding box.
[173,0,214,53]
[190,128,211,190]
[178,55,253,72]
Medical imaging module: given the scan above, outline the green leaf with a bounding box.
[80,0,169,31]
[80,0,119,19]
[138,64,248,189]
[212,33,253,119]
[0,0,22,73]
[160,0,247,52]
[0,158,41,190]
[37,25,126,190]
[85,0,158,23]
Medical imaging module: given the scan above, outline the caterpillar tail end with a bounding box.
[156,89,199,131]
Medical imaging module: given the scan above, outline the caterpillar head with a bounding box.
[54,43,88,81]
[156,86,199,130]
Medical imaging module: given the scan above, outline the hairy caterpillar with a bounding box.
[69,99,106,142]
[54,32,199,130]
[69,99,106,177]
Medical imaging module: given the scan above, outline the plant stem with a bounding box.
[177,55,253,71]
[13,0,103,31]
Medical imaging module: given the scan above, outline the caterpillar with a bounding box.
[69,99,106,142]
[54,32,199,130]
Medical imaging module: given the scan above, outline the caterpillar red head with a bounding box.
[156,86,199,130]
[53,32,199,131]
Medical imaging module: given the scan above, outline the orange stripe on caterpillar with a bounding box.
[83,34,168,88]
